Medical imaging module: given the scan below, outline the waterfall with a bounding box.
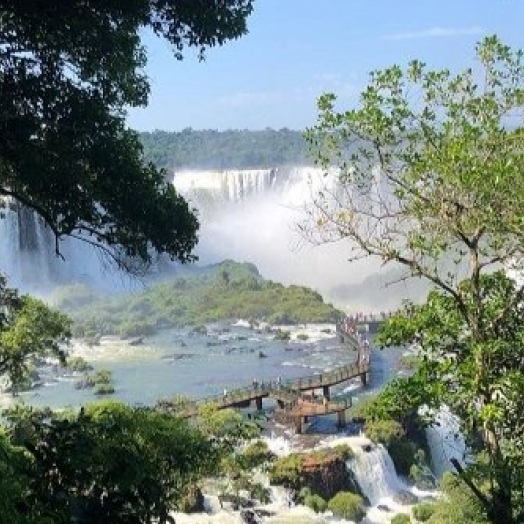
[350,441,407,506]
[172,166,386,305]
[425,405,466,478]
[0,200,131,292]
[1,166,398,306]
[0,200,55,288]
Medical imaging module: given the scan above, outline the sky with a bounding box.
[127,0,524,132]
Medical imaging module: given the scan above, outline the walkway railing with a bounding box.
[163,322,370,418]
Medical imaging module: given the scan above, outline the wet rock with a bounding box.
[393,490,419,505]
[253,509,275,518]
[75,376,95,390]
[219,495,254,511]
[299,452,357,500]
[258,351,268,358]
[206,340,226,347]
[362,444,374,453]
[161,353,195,362]
[377,504,391,512]
[190,325,208,335]
[128,337,143,346]
[240,508,275,523]
[240,509,260,524]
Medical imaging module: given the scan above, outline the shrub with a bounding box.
[327,492,365,522]
[75,374,95,389]
[95,383,115,395]
[269,454,304,488]
[304,494,327,513]
[298,487,312,501]
[296,333,309,341]
[349,395,379,421]
[391,514,411,524]
[273,329,291,341]
[364,419,419,476]
[387,437,418,477]
[333,443,354,461]
[428,472,489,524]
[66,356,93,372]
[93,369,112,385]
[412,502,436,522]
[179,484,204,513]
[399,354,421,370]
[241,440,274,469]
[365,419,404,446]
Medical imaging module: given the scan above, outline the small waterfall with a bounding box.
[0,199,21,282]
[425,405,466,478]
[350,442,407,505]
[0,200,55,287]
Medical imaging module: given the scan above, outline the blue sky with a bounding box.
[127,0,524,132]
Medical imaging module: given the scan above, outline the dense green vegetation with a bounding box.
[0,401,226,523]
[52,261,342,338]
[0,275,71,393]
[1,0,254,269]
[308,36,524,524]
[0,400,263,524]
[391,514,411,524]
[327,492,365,522]
[139,128,310,171]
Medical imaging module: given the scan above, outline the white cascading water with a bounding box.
[425,405,466,479]
[2,166,406,308]
[350,441,407,506]
[0,199,135,293]
[173,166,388,306]
[0,200,55,288]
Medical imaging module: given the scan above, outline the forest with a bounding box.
[139,128,310,171]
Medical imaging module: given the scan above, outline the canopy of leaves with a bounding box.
[377,272,524,523]
[306,36,524,524]
[0,0,254,268]
[2,400,220,524]
[304,36,524,292]
[0,274,71,392]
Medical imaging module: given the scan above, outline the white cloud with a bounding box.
[385,26,483,41]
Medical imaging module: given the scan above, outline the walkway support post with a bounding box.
[323,385,330,400]
[337,410,346,428]
[255,397,263,410]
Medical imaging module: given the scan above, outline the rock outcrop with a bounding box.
[300,452,352,500]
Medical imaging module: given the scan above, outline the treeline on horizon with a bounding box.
[139,128,312,171]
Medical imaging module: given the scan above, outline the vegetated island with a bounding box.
[52,260,343,339]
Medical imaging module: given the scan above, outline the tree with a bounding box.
[305,36,524,524]
[0,0,254,269]
[0,274,71,393]
[3,401,221,524]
